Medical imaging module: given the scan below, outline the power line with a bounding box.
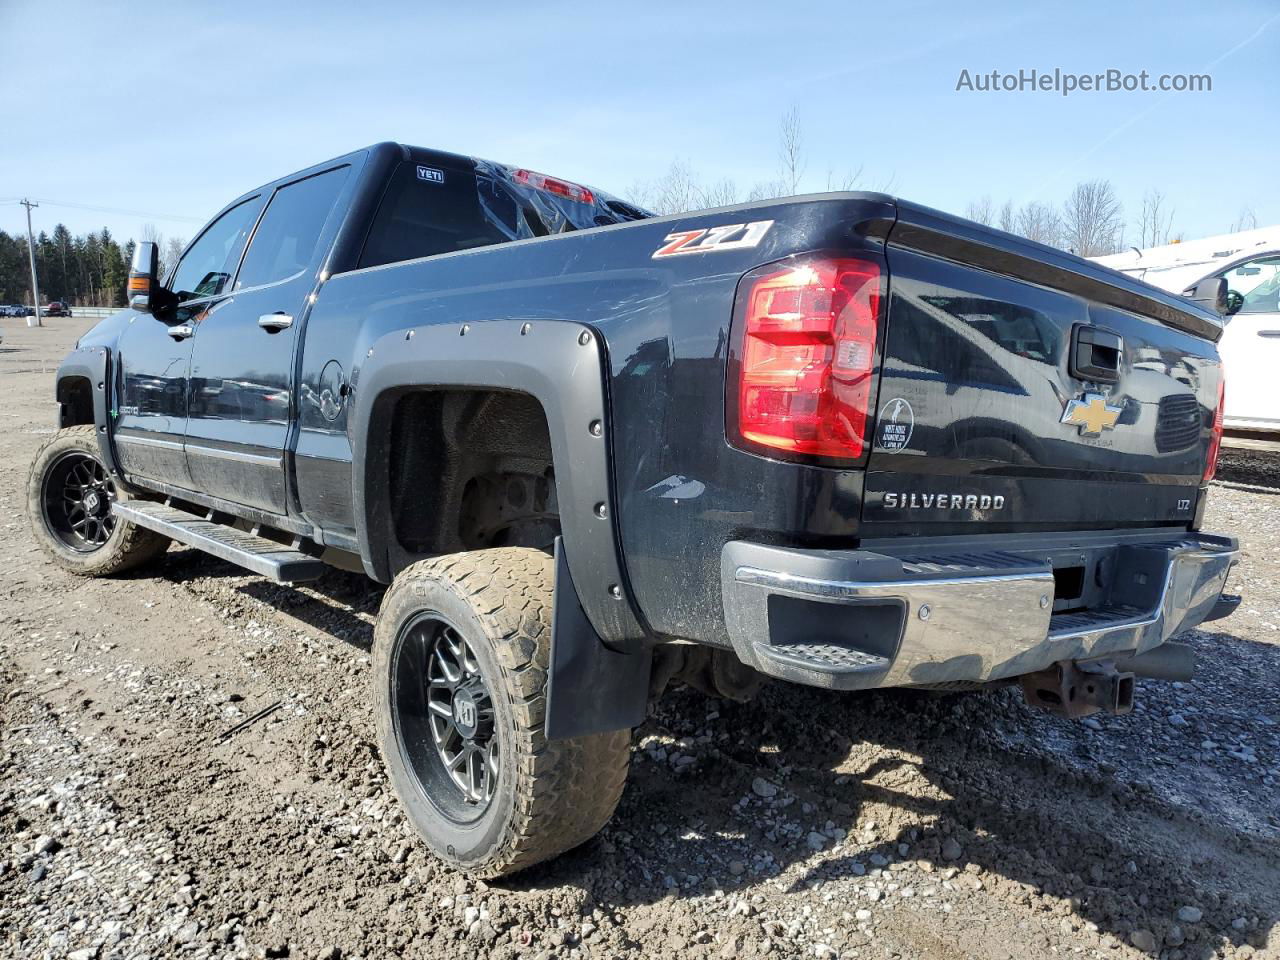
[22,197,205,224]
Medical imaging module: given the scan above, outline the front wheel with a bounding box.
[27,425,170,576]
[373,547,632,878]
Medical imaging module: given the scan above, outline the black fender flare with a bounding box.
[54,346,129,484]
[350,318,648,653]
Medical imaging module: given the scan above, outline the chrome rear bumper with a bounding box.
[720,533,1238,690]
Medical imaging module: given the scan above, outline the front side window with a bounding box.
[236,166,350,289]
[169,197,262,302]
[1219,255,1280,315]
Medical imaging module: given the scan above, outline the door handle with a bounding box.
[258,312,294,332]
[1070,324,1122,383]
[166,324,195,341]
[1258,329,1280,338]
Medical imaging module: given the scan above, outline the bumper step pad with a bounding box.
[753,641,890,676]
[113,500,326,583]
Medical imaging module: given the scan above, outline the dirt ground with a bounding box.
[2,316,1277,960]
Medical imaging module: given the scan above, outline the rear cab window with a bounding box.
[358,161,511,269]
[357,156,650,270]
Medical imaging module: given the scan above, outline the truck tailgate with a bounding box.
[862,203,1224,534]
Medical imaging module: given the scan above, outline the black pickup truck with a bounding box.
[29,142,1239,877]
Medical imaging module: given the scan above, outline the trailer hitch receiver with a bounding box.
[1020,660,1135,718]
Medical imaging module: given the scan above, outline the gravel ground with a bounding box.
[1,316,1278,960]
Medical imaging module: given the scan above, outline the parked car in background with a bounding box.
[1094,228,1280,450]
[0,304,26,317]
[45,301,72,317]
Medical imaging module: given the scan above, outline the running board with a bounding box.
[112,500,326,582]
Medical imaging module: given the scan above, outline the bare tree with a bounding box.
[1135,190,1176,248]
[140,223,187,280]
[625,108,867,213]
[778,106,805,195]
[997,199,1017,234]
[1016,202,1062,247]
[163,236,185,280]
[746,179,787,202]
[697,178,740,209]
[965,196,996,226]
[1062,179,1124,256]
[623,179,655,211]
[1230,207,1259,233]
[825,166,865,192]
[627,160,702,215]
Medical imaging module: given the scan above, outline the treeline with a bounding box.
[0,226,133,307]
[630,110,1263,258]
[625,112,1137,256]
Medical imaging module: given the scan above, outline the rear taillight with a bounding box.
[729,256,883,461]
[1203,374,1225,484]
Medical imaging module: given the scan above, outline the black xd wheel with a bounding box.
[373,547,631,877]
[27,426,169,576]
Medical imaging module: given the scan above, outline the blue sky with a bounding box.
[2,0,1277,247]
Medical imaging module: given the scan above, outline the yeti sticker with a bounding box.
[876,397,914,451]
[416,165,445,184]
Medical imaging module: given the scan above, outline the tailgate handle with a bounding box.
[1071,325,1122,383]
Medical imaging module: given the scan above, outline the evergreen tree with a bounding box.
[0,224,138,306]
[100,229,127,306]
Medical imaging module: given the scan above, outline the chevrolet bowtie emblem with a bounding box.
[1060,392,1122,437]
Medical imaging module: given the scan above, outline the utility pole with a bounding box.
[20,198,42,327]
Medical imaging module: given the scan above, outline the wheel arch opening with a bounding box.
[371,387,560,574]
[57,375,95,428]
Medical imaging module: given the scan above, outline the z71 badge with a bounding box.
[651,220,773,258]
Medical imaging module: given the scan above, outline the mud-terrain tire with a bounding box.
[27,425,170,576]
[373,547,632,878]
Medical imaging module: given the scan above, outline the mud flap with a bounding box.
[544,538,651,740]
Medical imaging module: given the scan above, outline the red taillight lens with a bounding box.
[730,256,883,461]
[1203,375,1225,484]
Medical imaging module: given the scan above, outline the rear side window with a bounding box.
[169,197,262,302]
[358,161,511,269]
[237,166,350,289]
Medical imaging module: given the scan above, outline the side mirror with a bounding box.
[1184,276,1230,317]
[128,242,160,313]
[128,242,176,315]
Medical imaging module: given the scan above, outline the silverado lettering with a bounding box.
[883,492,1007,510]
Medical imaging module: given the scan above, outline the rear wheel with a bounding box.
[373,547,632,877]
[27,425,170,576]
